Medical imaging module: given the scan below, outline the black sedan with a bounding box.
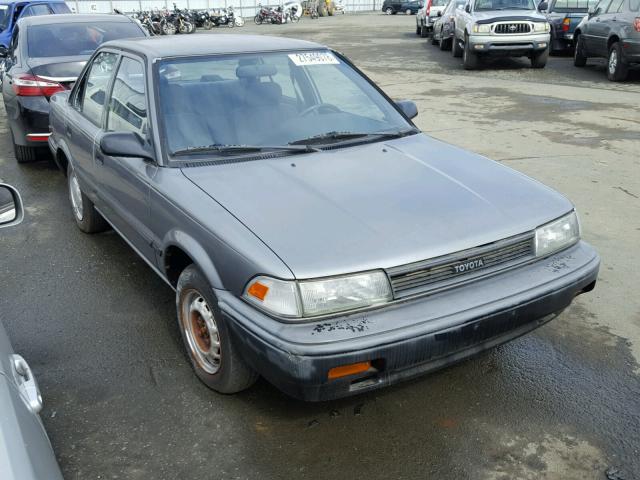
[0,14,146,163]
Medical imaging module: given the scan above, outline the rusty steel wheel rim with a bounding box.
[181,290,221,374]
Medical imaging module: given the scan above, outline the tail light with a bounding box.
[426,0,432,16]
[12,74,65,97]
[635,17,640,32]
[562,17,571,32]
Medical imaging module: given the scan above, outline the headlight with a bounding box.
[472,23,491,34]
[243,271,393,318]
[534,211,580,257]
[532,22,550,32]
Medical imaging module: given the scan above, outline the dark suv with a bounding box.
[574,0,640,81]
[382,0,405,13]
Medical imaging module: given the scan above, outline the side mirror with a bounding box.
[99,132,154,161]
[0,184,24,228]
[538,1,548,10]
[465,4,471,13]
[0,46,8,58]
[396,100,418,119]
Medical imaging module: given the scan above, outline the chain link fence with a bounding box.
[66,0,380,17]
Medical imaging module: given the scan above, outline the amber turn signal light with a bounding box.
[247,281,269,301]
[327,361,371,380]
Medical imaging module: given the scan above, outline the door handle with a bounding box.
[11,354,43,414]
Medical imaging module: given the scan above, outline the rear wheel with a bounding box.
[607,42,628,82]
[416,23,421,35]
[439,31,451,51]
[420,23,428,37]
[67,163,108,233]
[254,14,263,24]
[452,34,463,57]
[462,35,479,69]
[385,7,393,14]
[530,48,548,69]
[203,19,212,29]
[573,33,587,67]
[177,265,258,394]
[406,8,412,14]
[13,142,38,163]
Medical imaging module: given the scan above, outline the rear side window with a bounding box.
[107,57,148,136]
[606,0,624,10]
[49,2,71,13]
[78,51,119,126]
[21,4,52,17]
[27,22,144,58]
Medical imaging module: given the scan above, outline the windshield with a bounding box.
[0,4,10,32]
[549,0,598,11]
[27,22,144,58]
[474,0,536,9]
[157,51,414,156]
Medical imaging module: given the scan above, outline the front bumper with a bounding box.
[468,32,550,56]
[219,241,599,401]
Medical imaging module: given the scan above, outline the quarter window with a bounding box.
[107,57,148,136]
[78,51,118,126]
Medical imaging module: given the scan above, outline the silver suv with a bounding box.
[453,0,551,69]
[416,0,449,37]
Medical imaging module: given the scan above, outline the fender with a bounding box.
[162,229,224,290]
[52,136,73,175]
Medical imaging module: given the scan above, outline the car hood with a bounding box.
[473,10,546,21]
[181,134,573,279]
[26,56,88,80]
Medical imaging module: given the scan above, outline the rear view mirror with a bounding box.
[396,100,418,119]
[465,4,471,13]
[99,132,154,161]
[0,184,24,228]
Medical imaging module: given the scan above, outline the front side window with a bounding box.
[78,51,118,126]
[157,50,413,156]
[21,4,52,17]
[107,57,147,136]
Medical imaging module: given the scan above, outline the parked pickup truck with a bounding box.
[453,0,551,69]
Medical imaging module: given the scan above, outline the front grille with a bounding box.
[494,23,531,34]
[387,233,535,299]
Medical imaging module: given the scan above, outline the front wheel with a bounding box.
[203,19,213,29]
[607,42,628,82]
[254,14,263,24]
[385,7,393,14]
[530,48,548,68]
[177,265,258,394]
[452,34,463,57]
[573,34,587,67]
[462,35,479,69]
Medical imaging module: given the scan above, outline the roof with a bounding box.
[102,34,327,59]
[17,14,136,27]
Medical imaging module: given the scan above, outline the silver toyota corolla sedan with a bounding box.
[47,35,600,401]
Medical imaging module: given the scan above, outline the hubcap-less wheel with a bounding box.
[182,290,221,374]
[608,49,617,76]
[69,171,83,222]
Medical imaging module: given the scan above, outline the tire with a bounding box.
[318,4,327,16]
[13,142,38,163]
[235,16,245,26]
[67,163,108,234]
[385,7,393,14]
[431,31,438,45]
[420,23,429,37]
[607,42,628,82]
[573,33,587,67]
[176,265,258,394]
[452,34,463,57]
[416,23,421,35]
[440,34,451,51]
[227,18,235,27]
[203,19,212,29]
[462,34,479,69]
[406,8,412,14]
[254,14,263,24]
[162,22,176,35]
[530,47,548,69]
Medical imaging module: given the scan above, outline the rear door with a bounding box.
[97,54,157,261]
[66,51,119,202]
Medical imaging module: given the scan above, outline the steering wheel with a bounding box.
[300,103,341,117]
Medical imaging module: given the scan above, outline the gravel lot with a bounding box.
[1,12,639,480]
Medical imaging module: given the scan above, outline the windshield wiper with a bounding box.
[172,144,320,157]
[289,129,418,147]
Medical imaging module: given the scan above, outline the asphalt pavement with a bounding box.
[0,12,639,480]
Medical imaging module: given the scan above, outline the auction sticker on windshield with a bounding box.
[288,51,340,66]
